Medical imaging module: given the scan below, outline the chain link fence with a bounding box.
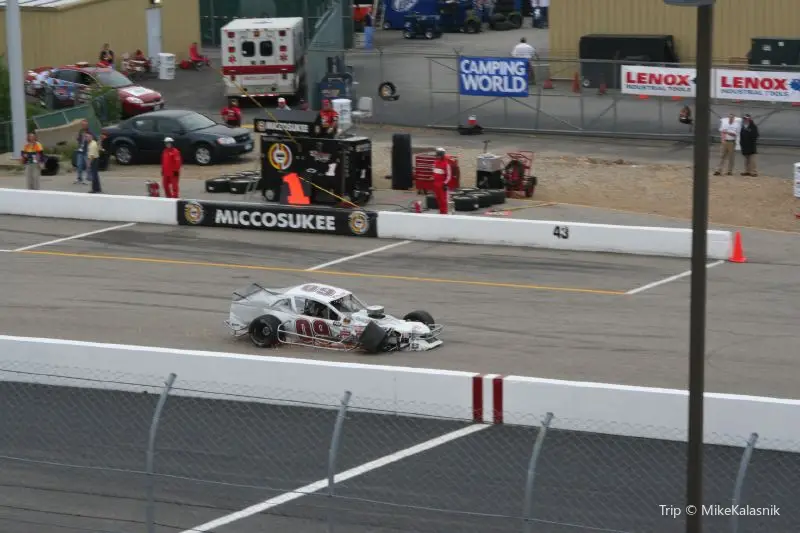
[0,360,798,533]
[328,50,800,147]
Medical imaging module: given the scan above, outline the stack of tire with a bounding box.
[424,188,506,212]
[205,171,260,194]
[488,0,523,30]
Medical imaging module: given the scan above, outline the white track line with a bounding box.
[305,240,411,271]
[626,260,725,295]
[12,222,137,252]
[181,424,487,533]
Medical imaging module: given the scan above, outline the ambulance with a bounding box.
[221,17,306,100]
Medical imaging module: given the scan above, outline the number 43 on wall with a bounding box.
[553,226,569,239]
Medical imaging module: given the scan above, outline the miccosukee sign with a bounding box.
[458,57,529,98]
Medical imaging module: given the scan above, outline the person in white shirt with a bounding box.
[531,0,550,28]
[715,113,739,175]
[512,37,538,84]
[277,97,291,111]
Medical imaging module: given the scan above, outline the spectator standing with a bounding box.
[739,113,759,176]
[531,0,549,28]
[714,113,739,176]
[74,119,91,184]
[86,132,103,193]
[161,137,182,199]
[99,43,115,68]
[221,99,242,127]
[20,132,44,190]
[277,97,291,111]
[512,37,538,84]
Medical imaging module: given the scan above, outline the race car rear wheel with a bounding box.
[249,315,282,348]
[403,310,435,326]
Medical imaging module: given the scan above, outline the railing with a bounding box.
[322,50,800,146]
[0,361,797,533]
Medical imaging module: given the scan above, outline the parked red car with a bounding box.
[27,64,165,118]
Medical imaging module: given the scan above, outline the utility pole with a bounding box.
[5,0,28,155]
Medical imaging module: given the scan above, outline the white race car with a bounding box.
[225,282,444,353]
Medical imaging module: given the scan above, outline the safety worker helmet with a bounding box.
[164,137,174,144]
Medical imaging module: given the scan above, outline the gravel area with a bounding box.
[4,126,797,232]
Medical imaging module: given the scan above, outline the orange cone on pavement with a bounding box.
[598,80,607,95]
[572,73,580,93]
[729,231,747,263]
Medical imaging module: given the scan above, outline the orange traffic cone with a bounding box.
[729,231,747,263]
[597,80,607,95]
[542,78,553,89]
[572,73,580,93]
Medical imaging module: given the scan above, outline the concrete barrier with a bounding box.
[0,189,177,225]
[501,376,800,452]
[0,336,797,452]
[0,335,481,420]
[377,212,733,260]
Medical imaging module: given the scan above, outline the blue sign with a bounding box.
[458,56,529,97]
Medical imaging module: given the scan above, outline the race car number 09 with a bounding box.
[295,318,332,338]
[553,225,569,239]
[302,284,337,297]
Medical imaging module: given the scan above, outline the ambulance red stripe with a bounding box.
[222,65,296,75]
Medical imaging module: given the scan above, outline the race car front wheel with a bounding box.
[249,315,282,348]
[403,310,435,326]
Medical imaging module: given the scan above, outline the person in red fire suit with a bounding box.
[319,99,339,136]
[432,147,452,214]
[161,137,182,198]
[221,99,242,127]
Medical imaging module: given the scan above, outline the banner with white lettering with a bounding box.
[621,66,697,97]
[458,56,529,97]
[177,200,378,237]
[714,69,800,103]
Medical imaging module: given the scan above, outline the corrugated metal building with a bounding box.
[549,0,800,63]
[0,0,200,69]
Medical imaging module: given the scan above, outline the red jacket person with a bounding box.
[319,99,339,135]
[432,147,452,214]
[221,99,242,127]
[161,137,182,198]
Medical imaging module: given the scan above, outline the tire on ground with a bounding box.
[403,310,435,325]
[425,194,438,210]
[471,190,494,208]
[205,176,231,193]
[452,194,479,212]
[228,178,252,194]
[359,321,390,354]
[248,315,283,348]
[487,189,506,204]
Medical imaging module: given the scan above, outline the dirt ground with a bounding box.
[11,126,798,232]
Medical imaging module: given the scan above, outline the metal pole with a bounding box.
[731,433,759,533]
[522,412,554,533]
[686,5,714,533]
[145,373,177,533]
[5,0,28,156]
[326,390,352,533]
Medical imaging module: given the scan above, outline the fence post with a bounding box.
[731,432,759,533]
[522,412,554,533]
[326,390,353,533]
[145,373,177,533]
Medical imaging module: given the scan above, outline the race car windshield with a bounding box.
[95,70,134,88]
[331,295,367,313]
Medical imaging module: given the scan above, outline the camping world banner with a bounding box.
[458,57,529,97]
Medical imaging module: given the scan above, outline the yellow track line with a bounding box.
[18,250,625,296]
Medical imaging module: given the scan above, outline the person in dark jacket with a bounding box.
[739,113,759,176]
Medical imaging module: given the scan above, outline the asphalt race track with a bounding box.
[1,381,798,533]
[1,214,799,395]
[1,214,799,532]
